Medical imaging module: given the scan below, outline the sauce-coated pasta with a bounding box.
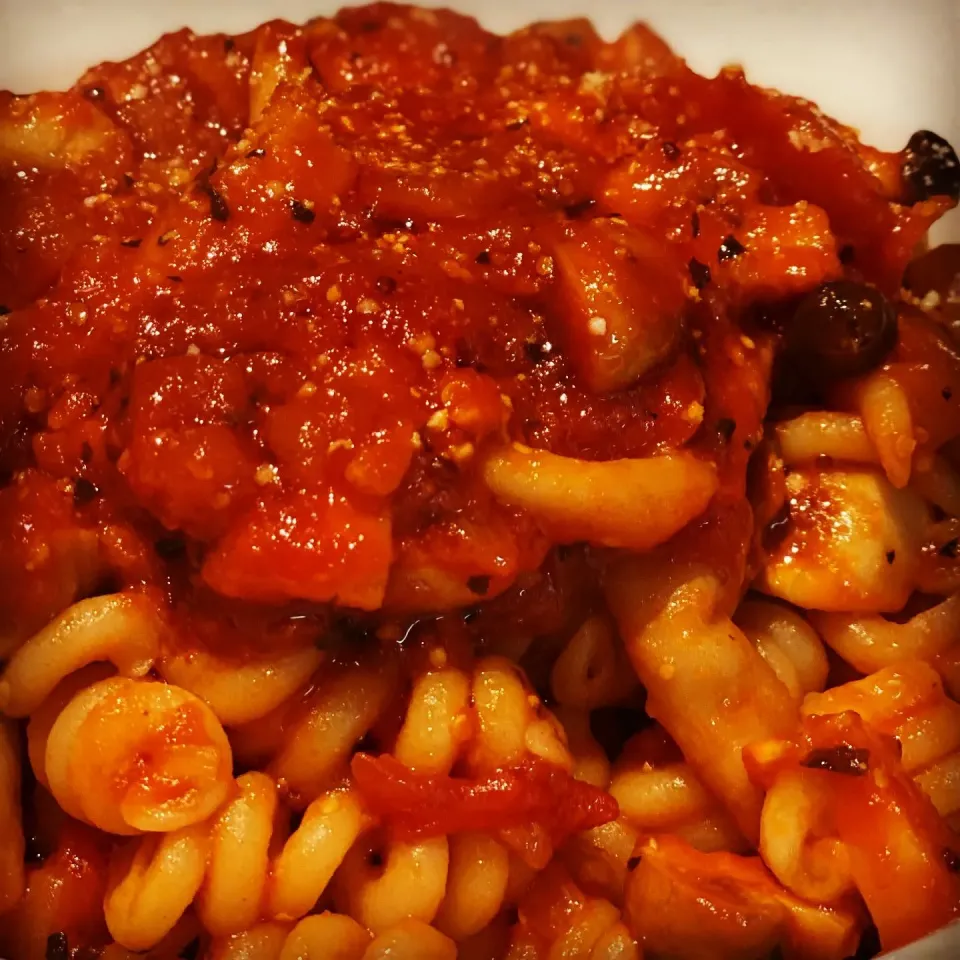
[1,3,959,958]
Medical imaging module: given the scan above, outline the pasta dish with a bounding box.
[1,4,959,958]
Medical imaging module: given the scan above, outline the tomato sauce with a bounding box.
[0,3,950,631]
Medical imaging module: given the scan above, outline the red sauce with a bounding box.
[351,751,618,844]
[3,9,960,957]
[0,3,949,631]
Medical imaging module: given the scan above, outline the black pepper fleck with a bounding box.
[72,477,99,507]
[940,538,959,559]
[564,197,597,219]
[627,856,641,871]
[202,182,230,222]
[475,250,491,265]
[689,258,711,290]
[167,275,183,283]
[376,275,397,295]
[467,575,492,596]
[886,550,896,564]
[290,199,316,224]
[505,117,529,131]
[83,86,105,101]
[943,386,953,401]
[716,417,736,441]
[691,210,701,239]
[120,238,142,248]
[801,744,870,776]
[525,340,549,364]
[838,244,856,265]
[223,37,235,52]
[154,535,187,562]
[661,141,680,161]
[454,338,481,369]
[246,148,266,159]
[717,234,746,262]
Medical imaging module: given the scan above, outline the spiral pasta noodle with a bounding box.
[104,774,367,948]
[608,725,746,855]
[81,646,613,953]
[2,5,960,959]
[0,592,163,718]
[41,674,233,835]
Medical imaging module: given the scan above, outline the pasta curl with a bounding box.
[105,773,367,949]
[40,675,233,835]
[0,592,163,718]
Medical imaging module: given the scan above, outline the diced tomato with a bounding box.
[202,489,392,609]
[351,752,619,845]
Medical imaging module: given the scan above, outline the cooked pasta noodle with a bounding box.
[105,823,210,951]
[506,863,638,960]
[332,832,450,933]
[550,615,638,711]
[434,832,511,941]
[158,645,325,727]
[758,467,926,613]
[812,594,960,673]
[910,452,960,517]
[483,446,718,551]
[43,675,233,835]
[278,913,371,960]
[105,773,366,948]
[775,412,879,467]
[606,555,797,844]
[735,600,829,703]
[850,372,916,488]
[267,661,395,806]
[1,4,959,959]
[0,593,163,718]
[758,769,854,903]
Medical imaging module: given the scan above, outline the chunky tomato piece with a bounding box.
[352,752,619,845]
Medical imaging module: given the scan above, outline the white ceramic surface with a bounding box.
[1,1,959,957]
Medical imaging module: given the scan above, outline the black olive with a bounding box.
[902,130,960,203]
[786,280,897,381]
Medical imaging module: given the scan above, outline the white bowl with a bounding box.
[2,1,959,957]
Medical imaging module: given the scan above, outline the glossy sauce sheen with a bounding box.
[0,3,950,628]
